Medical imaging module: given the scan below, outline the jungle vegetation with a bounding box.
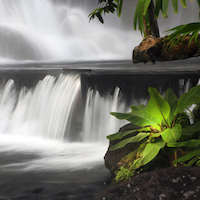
[89,0,200,46]
[109,85,200,182]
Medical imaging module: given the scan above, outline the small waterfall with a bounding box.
[0,74,81,141]
[82,87,128,142]
[0,73,127,142]
[0,72,129,171]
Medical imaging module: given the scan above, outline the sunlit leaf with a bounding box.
[111,110,161,127]
[147,87,170,125]
[161,124,182,143]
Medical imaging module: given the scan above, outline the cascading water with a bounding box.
[0,72,129,172]
[0,0,141,62]
[82,87,128,142]
[0,74,81,140]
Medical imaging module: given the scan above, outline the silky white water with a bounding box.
[0,73,128,172]
[0,0,140,62]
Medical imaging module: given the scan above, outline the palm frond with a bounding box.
[165,22,200,49]
[134,0,146,34]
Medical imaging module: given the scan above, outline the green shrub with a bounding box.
[108,85,200,173]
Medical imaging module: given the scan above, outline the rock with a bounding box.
[133,35,163,63]
[93,166,200,200]
[132,35,200,63]
[104,123,141,176]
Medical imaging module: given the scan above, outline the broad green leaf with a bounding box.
[142,139,166,164]
[162,0,169,17]
[110,132,150,151]
[164,88,178,125]
[147,87,170,125]
[175,85,200,115]
[107,127,150,140]
[161,124,182,143]
[182,121,200,136]
[111,110,161,127]
[131,104,146,112]
[168,139,200,148]
[174,149,200,163]
[131,139,166,170]
[171,0,178,13]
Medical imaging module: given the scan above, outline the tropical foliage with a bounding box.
[165,22,200,49]
[108,85,200,175]
[89,0,200,43]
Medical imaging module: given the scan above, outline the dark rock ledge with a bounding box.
[94,166,200,200]
[132,35,200,63]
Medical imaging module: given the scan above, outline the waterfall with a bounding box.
[0,0,199,62]
[0,74,81,140]
[0,72,130,171]
[82,87,127,142]
[0,0,141,62]
[0,73,127,142]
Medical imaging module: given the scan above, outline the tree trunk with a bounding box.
[147,0,160,38]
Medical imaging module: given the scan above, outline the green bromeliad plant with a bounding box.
[108,85,200,174]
